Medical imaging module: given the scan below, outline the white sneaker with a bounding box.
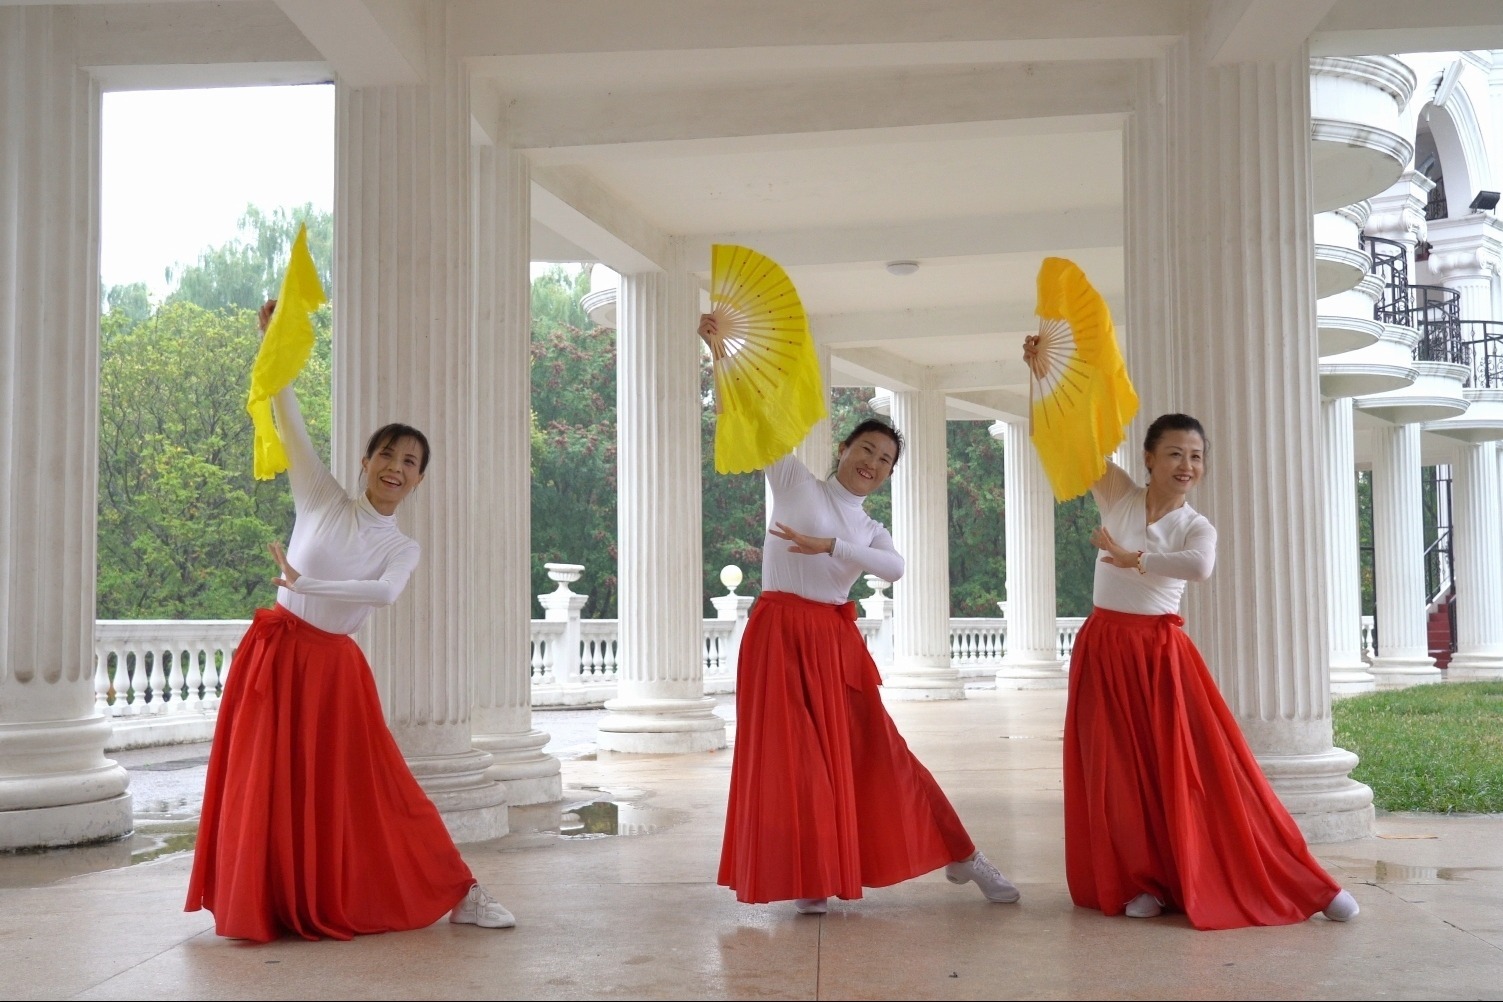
[1124,893,1163,918]
[450,883,516,929]
[945,850,1021,903]
[794,897,828,915]
[1323,889,1359,922]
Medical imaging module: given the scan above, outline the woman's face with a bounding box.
[361,434,426,514]
[1144,429,1205,497]
[835,431,898,497]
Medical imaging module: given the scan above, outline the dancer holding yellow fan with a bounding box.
[187,230,512,941]
[1024,256,1358,929]
[704,245,1020,915]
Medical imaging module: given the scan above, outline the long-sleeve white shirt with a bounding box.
[271,387,421,635]
[1090,461,1216,616]
[760,455,905,605]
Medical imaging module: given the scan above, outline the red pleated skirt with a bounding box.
[1064,607,1342,930]
[184,604,475,942]
[718,591,975,903]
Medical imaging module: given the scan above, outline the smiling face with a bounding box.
[1144,429,1205,498]
[361,434,426,514]
[835,430,899,497]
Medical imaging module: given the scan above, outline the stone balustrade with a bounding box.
[90,564,1385,750]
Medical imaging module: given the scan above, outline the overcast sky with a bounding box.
[101,84,336,300]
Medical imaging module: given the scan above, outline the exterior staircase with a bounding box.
[1427,588,1455,670]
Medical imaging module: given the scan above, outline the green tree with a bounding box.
[529,307,619,618]
[97,300,331,618]
[165,204,333,312]
[103,281,152,326]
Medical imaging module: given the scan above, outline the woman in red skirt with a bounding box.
[184,300,511,942]
[705,316,1019,915]
[1058,410,1359,929]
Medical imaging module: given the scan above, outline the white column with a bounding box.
[469,140,560,805]
[333,17,507,841]
[991,420,1066,688]
[1146,38,1371,841]
[598,253,726,753]
[1322,397,1374,692]
[884,383,964,699]
[0,8,131,851]
[791,342,833,475]
[1367,423,1442,686]
[1448,441,1503,678]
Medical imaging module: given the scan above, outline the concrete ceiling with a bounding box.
[27,0,1503,415]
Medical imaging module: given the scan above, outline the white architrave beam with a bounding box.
[75,3,329,90]
[1200,0,1341,63]
[530,166,668,275]
[506,61,1134,152]
[816,305,1036,346]
[449,0,1185,56]
[930,360,1027,394]
[1313,0,1503,56]
[275,0,426,87]
[947,389,1032,423]
[688,207,1123,269]
[829,348,932,393]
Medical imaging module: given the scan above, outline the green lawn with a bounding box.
[1332,681,1503,814]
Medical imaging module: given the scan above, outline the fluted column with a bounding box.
[334,16,507,841]
[1448,440,1503,677]
[885,382,964,699]
[1367,423,1442,686]
[1144,37,1371,841]
[0,8,131,851]
[469,140,560,804]
[599,249,726,753]
[991,420,1066,688]
[791,342,833,475]
[1322,397,1374,692]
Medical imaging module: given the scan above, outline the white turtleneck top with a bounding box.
[760,455,905,605]
[271,387,421,635]
[1090,461,1216,616]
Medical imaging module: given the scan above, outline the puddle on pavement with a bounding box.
[1324,858,1503,884]
[556,788,683,839]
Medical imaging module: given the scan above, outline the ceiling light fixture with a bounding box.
[886,260,919,276]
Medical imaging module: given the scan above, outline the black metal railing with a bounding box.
[1360,233,1408,318]
[1458,319,1503,388]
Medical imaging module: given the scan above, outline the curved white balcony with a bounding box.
[1314,203,1372,298]
[1354,359,1471,425]
[1319,321,1418,399]
[1317,272,1384,355]
[1309,56,1417,213]
[1424,388,1503,443]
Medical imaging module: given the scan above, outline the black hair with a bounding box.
[841,418,903,467]
[1143,413,1207,455]
[365,423,431,473]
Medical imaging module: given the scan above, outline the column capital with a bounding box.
[1365,170,1435,247]
[1424,214,1503,282]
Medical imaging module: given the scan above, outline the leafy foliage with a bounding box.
[1333,682,1503,813]
[165,204,333,312]
[97,300,331,618]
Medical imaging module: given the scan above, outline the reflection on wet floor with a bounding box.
[558,788,682,839]
[1324,857,1503,883]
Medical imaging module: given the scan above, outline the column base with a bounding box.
[0,793,134,852]
[406,747,510,843]
[1258,746,1375,844]
[475,728,563,807]
[1369,655,1443,689]
[994,657,1068,690]
[0,715,134,850]
[596,696,727,754]
[1446,651,1503,679]
[1329,659,1376,694]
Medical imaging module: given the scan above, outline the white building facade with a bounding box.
[3,2,1502,852]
